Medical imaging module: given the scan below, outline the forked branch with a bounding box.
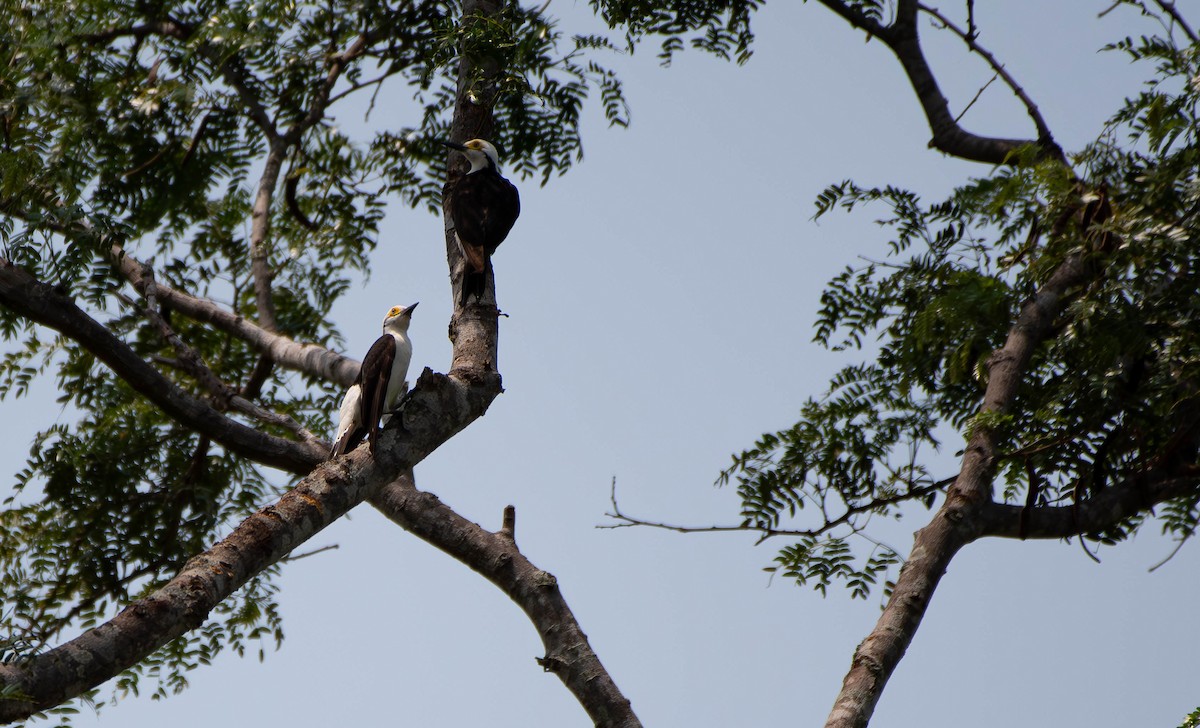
[823,252,1091,728]
[112,246,360,387]
[0,260,326,474]
[814,0,1065,164]
[917,3,1060,155]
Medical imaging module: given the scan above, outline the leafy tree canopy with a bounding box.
[717,24,1200,597]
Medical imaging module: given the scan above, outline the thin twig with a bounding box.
[326,69,404,106]
[280,544,340,562]
[603,476,955,545]
[953,72,998,125]
[1078,533,1102,563]
[1147,535,1189,572]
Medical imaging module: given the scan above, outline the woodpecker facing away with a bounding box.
[442,139,520,305]
[329,303,418,458]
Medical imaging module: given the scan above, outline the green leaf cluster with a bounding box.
[588,0,759,65]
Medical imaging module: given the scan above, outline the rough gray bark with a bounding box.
[0,355,508,723]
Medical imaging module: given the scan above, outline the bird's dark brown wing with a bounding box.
[447,169,520,305]
[358,334,395,454]
[487,175,520,253]
[472,172,519,255]
[449,177,488,273]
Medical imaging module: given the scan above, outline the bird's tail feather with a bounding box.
[330,427,364,459]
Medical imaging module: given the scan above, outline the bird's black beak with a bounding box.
[403,302,419,316]
[440,140,467,152]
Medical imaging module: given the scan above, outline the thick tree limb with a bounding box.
[0,449,395,722]
[361,1,638,724]
[444,1,506,323]
[824,253,1090,728]
[370,478,641,728]
[980,472,1200,540]
[249,142,286,332]
[0,260,326,473]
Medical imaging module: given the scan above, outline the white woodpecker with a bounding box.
[441,138,520,305]
[329,302,418,458]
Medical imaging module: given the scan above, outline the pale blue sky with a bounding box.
[5,2,1198,727]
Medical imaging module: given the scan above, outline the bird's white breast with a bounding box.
[385,331,413,412]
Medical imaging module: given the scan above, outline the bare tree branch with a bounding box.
[814,0,1065,165]
[249,142,287,331]
[136,289,322,443]
[242,29,384,333]
[279,543,340,562]
[370,475,642,728]
[1154,0,1199,45]
[604,477,953,545]
[952,71,998,125]
[0,351,512,720]
[284,31,375,145]
[357,2,638,724]
[443,1,508,363]
[918,3,1058,151]
[326,68,405,107]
